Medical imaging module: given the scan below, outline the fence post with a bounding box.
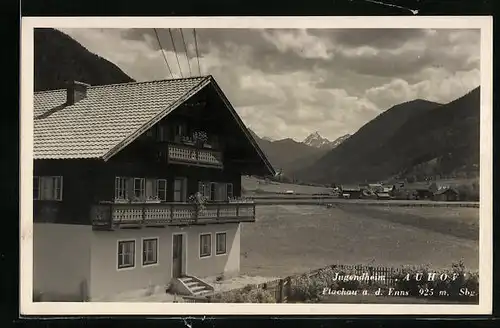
[277,279,284,303]
[142,205,146,226]
[284,277,291,303]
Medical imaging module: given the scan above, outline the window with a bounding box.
[157,179,167,201]
[142,238,158,266]
[37,176,63,201]
[118,240,135,269]
[199,182,234,201]
[174,178,186,202]
[199,181,211,199]
[216,232,227,255]
[156,125,169,142]
[156,150,167,162]
[210,183,216,201]
[199,233,212,258]
[33,176,39,200]
[134,178,145,199]
[115,177,129,199]
[145,178,156,200]
[175,123,185,137]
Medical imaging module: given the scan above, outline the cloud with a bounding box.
[58,27,480,142]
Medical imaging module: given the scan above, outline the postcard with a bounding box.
[20,16,492,316]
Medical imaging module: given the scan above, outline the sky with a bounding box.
[59,28,481,142]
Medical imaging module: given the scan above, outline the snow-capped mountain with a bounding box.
[331,133,351,148]
[302,131,351,149]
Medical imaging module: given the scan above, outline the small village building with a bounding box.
[340,185,361,199]
[401,182,434,200]
[32,76,275,301]
[368,183,383,192]
[429,182,452,194]
[376,192,391,200]
[433,188,459,201]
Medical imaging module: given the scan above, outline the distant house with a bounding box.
[382,185,395,193]
[376,192,391,200]
[340,185,361,199]
[368,183,383,192]
[361,188,377,199]
[429,182,452,194]
[401,182,433,200]
[433,188,459,201]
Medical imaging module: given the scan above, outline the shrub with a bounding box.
[456,184,479,201]
[288,266,370,302]
[290,261,479,303]
[212,286,276,303]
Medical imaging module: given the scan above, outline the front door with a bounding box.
[172,234,183,278]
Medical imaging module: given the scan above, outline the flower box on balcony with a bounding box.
[145,198,161,204]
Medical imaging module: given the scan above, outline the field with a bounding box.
[241,176,479,196]
[242,176,331,195]
[240,204,479,279]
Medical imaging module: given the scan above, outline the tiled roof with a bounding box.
[341,185,361,191]
[33,76,211,160]
[434,187,458,195]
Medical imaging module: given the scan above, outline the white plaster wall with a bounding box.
[33,223,92,300]
[88,223,241,299]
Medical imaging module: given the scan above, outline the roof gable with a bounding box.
[33,76,275,176]
[34,76,210,160]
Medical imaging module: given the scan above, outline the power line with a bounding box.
[168,28,184,78]
[179,29,192,77]
[193,28,202,76]
[153,28,173,78]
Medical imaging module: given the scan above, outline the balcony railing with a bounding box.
[91,201,255,229]
[167,144,223,168]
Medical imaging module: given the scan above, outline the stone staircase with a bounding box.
[172,275,214,296]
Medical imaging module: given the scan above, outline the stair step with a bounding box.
[193,289,212,296]
[177,276,214,296]
[180,279,195,284]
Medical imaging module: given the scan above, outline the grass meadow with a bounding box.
[240,204,479,278]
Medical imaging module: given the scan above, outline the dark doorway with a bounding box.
[172,234,184,278]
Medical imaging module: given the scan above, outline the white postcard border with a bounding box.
[20,16,493,316]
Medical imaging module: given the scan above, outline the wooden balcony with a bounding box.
[91,201,255,229]
[167,143,223,169]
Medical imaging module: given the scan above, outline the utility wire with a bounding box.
[168,28,184,78]
[153,28,173,78]
[193,28,202,76]
[179,29,192,77]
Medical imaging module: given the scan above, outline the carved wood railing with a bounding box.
[167,144,223,168]
[91,201,255,229]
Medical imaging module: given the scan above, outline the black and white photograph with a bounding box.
[20,17,492,315]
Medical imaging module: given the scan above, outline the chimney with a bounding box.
[66,81,90,105]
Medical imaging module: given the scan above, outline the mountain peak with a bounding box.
[303,131,349,149]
